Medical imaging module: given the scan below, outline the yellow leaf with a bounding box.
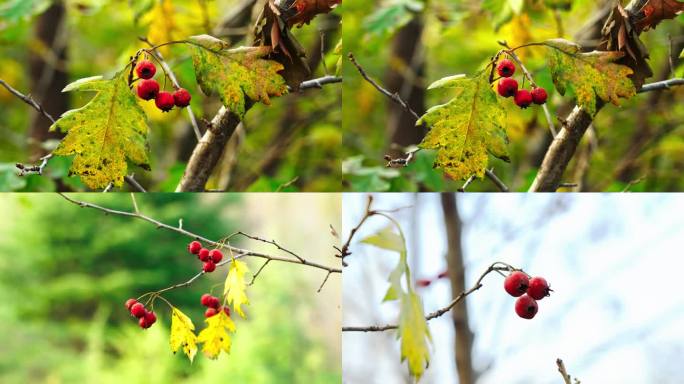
[169,306,198,362]
[197,311,235,359]
[398,291,431,380]
[224,259,250,318]
[146,0,177,55]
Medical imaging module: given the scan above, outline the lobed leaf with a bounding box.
[224,259,250,318]
[169,307,198,362]
[197,311,236,359]
[398,291,431,380]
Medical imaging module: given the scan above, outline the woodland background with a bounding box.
[342,0,684,192]
[0,0,341,192]
[0,193,341,383]
[343,193,684,383]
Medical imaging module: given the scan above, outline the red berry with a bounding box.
[497,59,516,78]
[144,310,157,326]
[130,303,146,318]
[203,261,216,273]
[200,294,212,307]
[137,79,159,100]
[416,279,431,288]
[222,306,231,317]
[205,308,218,318]
[155,91,175,112]
[497,78,518,98]
[209,249,223,263]
[210,296,220,309]
[173,88,191,108]
[198,248,210,262]
[515,295,538,319]
[188,241,202,255]
[504,271,529,297]
[514,89,533,109]
[437,271,449,279]
[527,277,551,300]
[135,60,156,80]
[139,317,151,329]
[531,87,548,105]
[125,298,138,311]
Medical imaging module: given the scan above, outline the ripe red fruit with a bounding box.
[173,88,191,108]
[137,79,159,100]
[198,248,210,262]
[416,279,432,288]
[531,87,548,105]
[209,249,223,263]
[125,298,138,311]
[497,59,516,78]
[139,317,151,329]
[205,308,218,318]
[497,78,518,98]
[209,296,220,309]
[155,91,175,112]
[200,293,213,307]
[504,271,529,297]
[203,261,216,273]
[222,306,231,317]
[135,60,156,80]
[514,89,533,109]
[527,277,551,300]
[144,311,157,326]
[188,241,202,255]
[515,295,538,319]
[130,303,146,318]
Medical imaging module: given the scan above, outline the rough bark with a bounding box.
[440,193,474,384]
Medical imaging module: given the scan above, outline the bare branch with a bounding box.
[557,358,579,384]
[485,169,509,192]
[228,231,305,262]
[638,78,684,93]
[338,195,374,266]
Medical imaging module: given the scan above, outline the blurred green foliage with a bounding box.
[0,194,340,383]
[342,0,684,191]
[0,0,341,192]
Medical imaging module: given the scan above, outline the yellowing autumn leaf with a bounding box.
[50,71,151,189]
[360,225,405,253]
[197,311,236,359]
[190,35,288,118]
[417,71,510,181]
[224,259,250,318]
[398,291,431,380]
[169,306,198,362]
[545,38,636,116]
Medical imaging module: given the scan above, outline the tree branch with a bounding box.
[58,193,341,275]
[556,358,579,384]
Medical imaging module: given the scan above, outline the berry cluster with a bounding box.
[416,270,450,288]
[504,271,552,319]
[125,298,157,329]
[495,59,547,109]
[188,240,223,273]
[200,293,231,318]
[134,59,191,112]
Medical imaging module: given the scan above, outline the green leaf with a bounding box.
[169,307,198,362]
[417,70,509,181]
[49,70,151,189]
[0,0,52,23]
[544,38,636,116]
[364,0,424,37]
[398,291,431,380]
[360,226,406,253]
[189,36,288,118]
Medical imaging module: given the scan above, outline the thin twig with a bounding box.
[317,271,332,292]
[292,75,342,91]
[58,193,341,274]
[342,262,519,332]
[248,259,272,286]
[338,195,374,266]
[638,78,684,93]
[485,169,509,192]
[556,358,575,384]
[124,175,146,192]
[227,231,305,262]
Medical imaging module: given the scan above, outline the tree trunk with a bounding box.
[440,193,475,384]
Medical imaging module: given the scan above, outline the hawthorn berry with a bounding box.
[155,91,175,112]
[515,295,538,319]
[504,271,529,297]
[200,293,213,307]
[139,316,152,329]
[205,308,218,318]
[222,306,231,317]
[209,249,223,263]
[198,248,210,262]
[125,298,138,311]
[144,310,157,326]
[514,89,533,109]
[188,241,202,255]
[497,59,516,78]
[203,261,216,273]
[135,60,156,80]
[531,87,548,105]
[527,277,551,300]
[130,303,146,318]
[173,88,191,108]
[137,79,159,101]
[416,279,432,288]
[497,78,518,98]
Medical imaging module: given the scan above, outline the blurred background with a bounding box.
[0,0,341,191]
[342,0,684,192]
[0,193,341,383]
[343,193,684,383]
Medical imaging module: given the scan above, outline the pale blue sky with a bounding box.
[343,193,684,384]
